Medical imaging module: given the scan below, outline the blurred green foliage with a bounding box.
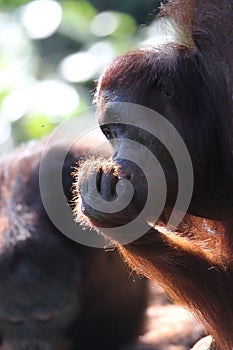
[0,0,27,6]
[0,0,160,152]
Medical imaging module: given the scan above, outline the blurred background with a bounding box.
[0,0,161,153]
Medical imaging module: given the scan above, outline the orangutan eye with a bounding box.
[102,127,113,140]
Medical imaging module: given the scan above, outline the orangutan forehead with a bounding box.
[94,44,192,108]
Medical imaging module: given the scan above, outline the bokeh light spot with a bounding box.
[60,52,97,83]
[91,11,120,37]
[29,80,80,117]
[21,0,62,39]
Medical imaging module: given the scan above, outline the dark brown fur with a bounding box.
[0,139,148,350]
